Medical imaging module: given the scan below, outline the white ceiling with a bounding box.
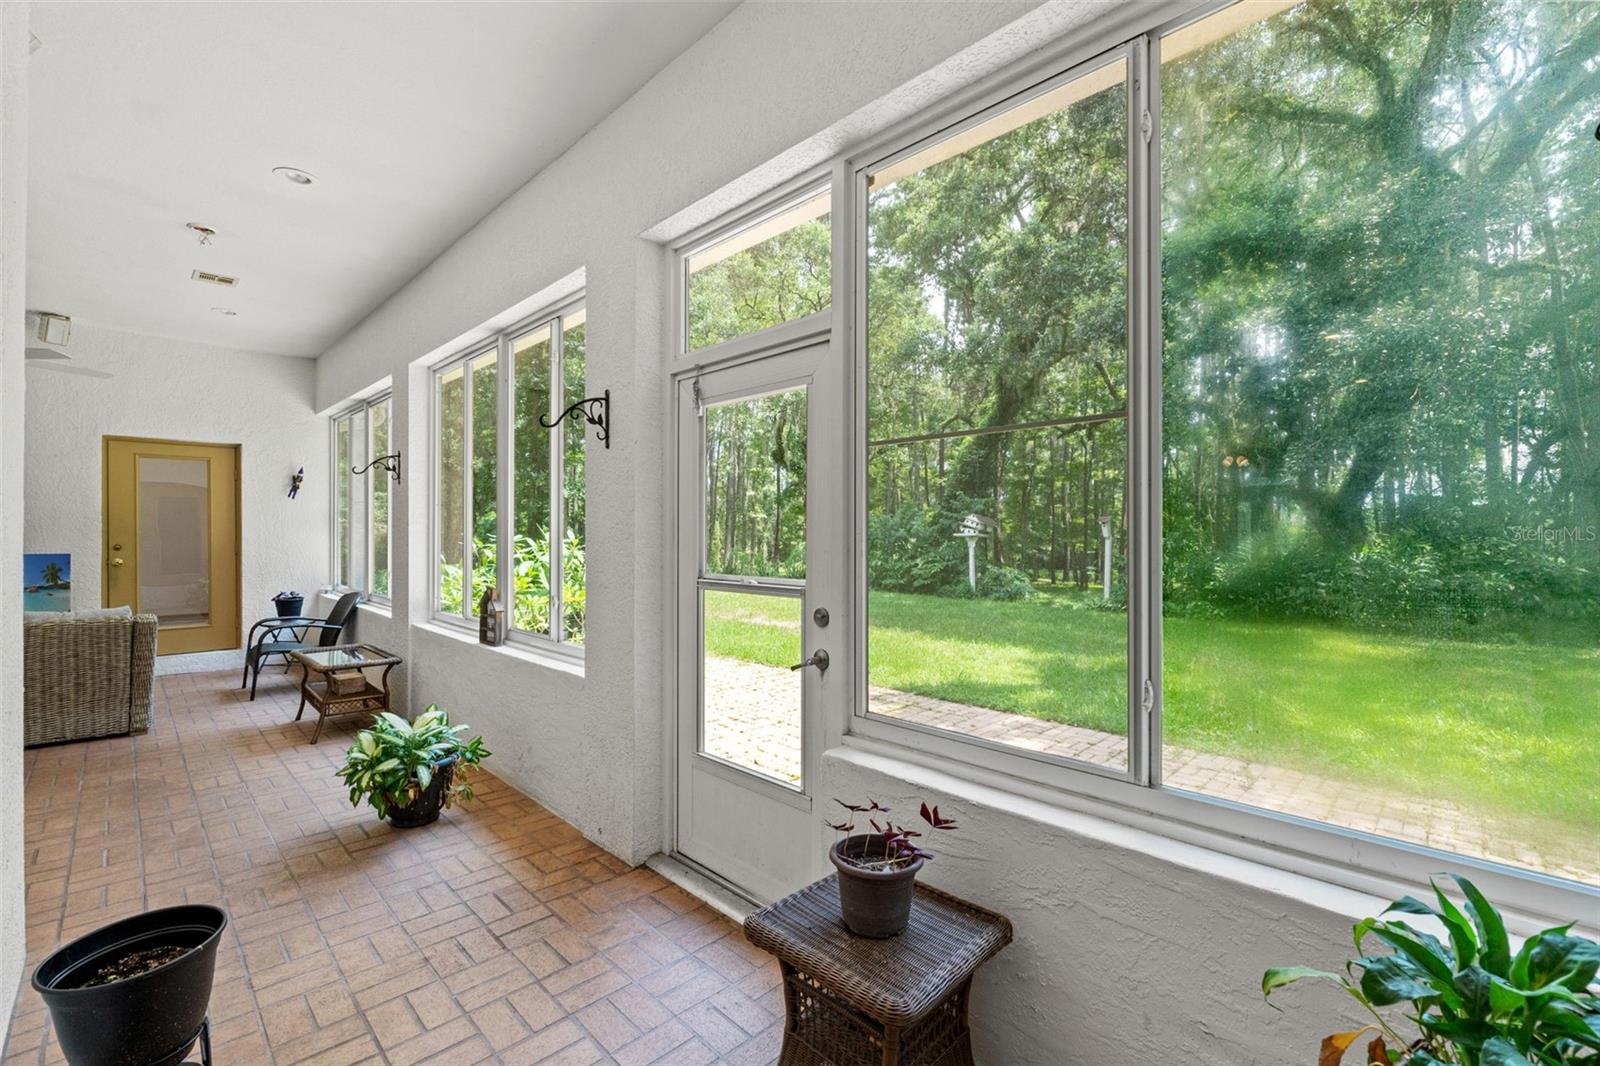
[26,1,735,357]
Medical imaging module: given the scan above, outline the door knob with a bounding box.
[788,649,829,674]
[110,557,125,567]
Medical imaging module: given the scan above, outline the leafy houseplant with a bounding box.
[336,707,489,828]
[827,799,958,938]
[1263,876,1600,1065]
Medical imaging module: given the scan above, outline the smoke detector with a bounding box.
[191,269,238,288]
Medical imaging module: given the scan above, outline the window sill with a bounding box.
[319,590,391,619]
[831,731,1599,935]
[414,620,586,678]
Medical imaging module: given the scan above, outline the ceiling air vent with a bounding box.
[191,269,238,288]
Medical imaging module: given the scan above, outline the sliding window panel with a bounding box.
[512,324,555,636]
[369,398,391,599]
[864,54,1132,773]
[468,352,499,609]
[1159,0,1600,886]
[437,367,466,615]
[561,311,587,643]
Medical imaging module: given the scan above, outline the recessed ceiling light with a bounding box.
[211,307,237,316]
[272,166,316,186]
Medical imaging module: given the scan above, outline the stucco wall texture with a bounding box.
[22,322,329,673]
[0,0,31,1043]
[304,2,1375,1061]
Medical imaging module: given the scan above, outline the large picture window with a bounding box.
[434,300,587,650]
[330,393,392,601]
[848,0,1599,891]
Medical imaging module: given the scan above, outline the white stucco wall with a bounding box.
[0,0,29,1042]
[311,2,1370,1061]
[23,322,328,673]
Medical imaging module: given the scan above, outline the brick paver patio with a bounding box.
[7,670,784,1066]
[704,657,1598,885]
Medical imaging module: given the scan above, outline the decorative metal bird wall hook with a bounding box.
[288,466,305,499]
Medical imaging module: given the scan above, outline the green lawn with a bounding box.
[704,588,1598,844]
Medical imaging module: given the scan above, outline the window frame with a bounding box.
[674,173,834,359]
[429,295,586,662]
[328,390,392,604]
[817,0,1597,925]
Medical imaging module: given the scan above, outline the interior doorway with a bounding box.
[102,436,241,655]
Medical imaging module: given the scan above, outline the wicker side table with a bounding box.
[744,876,1012,1066]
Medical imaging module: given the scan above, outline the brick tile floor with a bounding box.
[5,670,783,1065]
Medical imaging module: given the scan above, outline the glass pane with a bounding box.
[562,310,587,643]
[704,389,807,579]
[370,400,390,598]
[1161,1,1600,886]
[687,191,831,351]
[702,590,802,785]
[512,325,553,635]
[865,58,1130,772]
[137,456,210,625]
[334,418,351,587]
[437,367,465,615]
[469,352,499,609]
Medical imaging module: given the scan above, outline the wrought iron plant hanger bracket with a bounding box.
[542,389,611,449]
[352,452,402,483]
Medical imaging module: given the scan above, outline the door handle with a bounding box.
[789,649,829,674]
[110,557,125,568]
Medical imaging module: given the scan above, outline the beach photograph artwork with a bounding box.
[23,553,71,612]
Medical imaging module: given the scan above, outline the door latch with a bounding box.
[789,649,829,674]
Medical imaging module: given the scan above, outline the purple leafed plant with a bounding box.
[828,797,959,871]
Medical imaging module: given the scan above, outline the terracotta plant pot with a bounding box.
[388,759,455,828]
[829,833,924,938]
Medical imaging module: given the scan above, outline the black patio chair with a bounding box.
[241,591,362,700]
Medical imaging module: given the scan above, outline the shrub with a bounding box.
[976,565,1035,601]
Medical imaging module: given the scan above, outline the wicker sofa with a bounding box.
[22,609,158,746]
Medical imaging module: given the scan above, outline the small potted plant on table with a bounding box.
[336,707,490,828]
[827,798,958,938]
[1262,875,1599,1065]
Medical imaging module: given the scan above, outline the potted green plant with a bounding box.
[826,798,958,938]
[1262,875,1599,1065]
[336,707,489,828]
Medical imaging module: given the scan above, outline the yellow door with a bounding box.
[103,437,240,655]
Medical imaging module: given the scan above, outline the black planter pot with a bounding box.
[272,595,304,618]
[829,834,923,938]
[32,904,227,1066]
[387,759,456,828]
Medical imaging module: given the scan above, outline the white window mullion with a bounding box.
[461,359,475,622]
[497,336,513,625]
[1128,34,1158,789]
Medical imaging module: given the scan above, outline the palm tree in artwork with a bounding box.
[41,562,64,587]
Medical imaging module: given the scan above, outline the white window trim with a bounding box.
[662,0,1599,927]
[429,295,586,657]
[329,391,392,605]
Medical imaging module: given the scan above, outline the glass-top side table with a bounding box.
[288,644,402,744]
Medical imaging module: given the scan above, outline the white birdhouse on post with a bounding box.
[1098,515,1114,600]
[954,514,997,592]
